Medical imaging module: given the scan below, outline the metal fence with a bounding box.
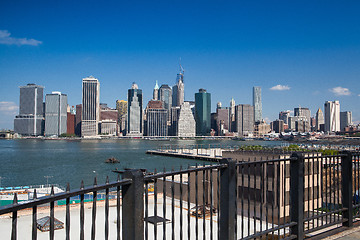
[0,151,360,239]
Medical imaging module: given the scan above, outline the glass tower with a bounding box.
[253,86,262,122]
[195,88,211,136]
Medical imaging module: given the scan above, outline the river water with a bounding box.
[0,139,283,189]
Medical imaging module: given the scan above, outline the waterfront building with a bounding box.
[100,106,118,135]
[127,82,143,136]
[340,111,352,131]
[229,98,236,132]
[235,104,254,137]
[324,101,340,132]
[254,120,271,137]
[159,84,172,121]
[75,104,82,136]
[145,100,168,136]
[253,86,262,122]
[14,83,45,136]
[195,89,211,136]
[279,111,291,125]
[294,107,311,130]
[177,102,196,137]
[170,106,181,136]
[153,80,159,100]
[271,119,284,133]
[45,92,67,136]
[215,104,230,136]
[315,108,324,132]
[172,66,185,107]
[67,111,75,135]
[116,100,127,135]
[81,76,100,137]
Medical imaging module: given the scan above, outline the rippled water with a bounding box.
[0,139,282,189]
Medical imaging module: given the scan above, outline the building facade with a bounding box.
[159,84,172,121]
[127,83,143,136]
[14,83,45,136]
[116,100,127,135]
[294,107,311,130]
[279,111,291,125]
[153,80,159,101]
[145,100,168,137]
[81,76,100,137]
[315,108,324,132]
[324,101,340,132]
[172,67,184,107]
[253,86,262,122]
[45,92,67,136]
[235,104,254,137]
[195,89,211,136]
[177,102,196,137]
[340,111,352,131]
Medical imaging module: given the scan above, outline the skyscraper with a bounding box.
[116,100,128,135]
[340,111,352,131]
[145,100,168,136]
[229,98,236,132]
[172,65,185,107]
[153,80,159,100]
[81,76,100,137]
[294,107,311,130]
[14,83,44,136]
[279,111,291,125]
[177,102,196,137]
[127,82,143,136]
[195,89,211,136]
[315,108,324,131]
[253,86,262,122]
[45,92,67,136]
[324,101,340,132]
[235,104,254,137]
[159,84,172,121]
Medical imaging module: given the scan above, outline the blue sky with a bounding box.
[0,1,360,129]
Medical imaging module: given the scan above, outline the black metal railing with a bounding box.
[1,151,360,239]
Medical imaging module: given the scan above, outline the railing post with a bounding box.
[341,151,353,227]
[219,158,236,240]
[290,153,305,239]
[122,169,144,240]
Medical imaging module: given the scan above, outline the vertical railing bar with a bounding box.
[241,165,244,239]
[272,163,275,240]
[105,177,109,240]
[337,156,340,223]
[325,157,328,225]
[265,160,269,238]
[254,162,257,236]
[260,161,264,239]
[203,167,206,240]
[11,193,18,240]
[321,156,324,227]
[66,183,70,240]
[210,168,213,240]
[32,189,37,240]
[312,157,315,229]
[235,165,238,239]
[277,162,280,238]
[50,186,55,240]
[117,176,121,240]
[154,169,158,240]
[333,156,336,224]
[172,169,175,240]
[248,163,251,237]
[180,166,183,240]
[145,180,149,240]
[283,161,286,239]
[195,165,199,240]
[91,177,97,240]
[188,166,191,240]
[80,181,85,240]
[163,167,166,240]
[217,167,220,240]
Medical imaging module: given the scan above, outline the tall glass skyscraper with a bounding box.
[14,83,44,136]
[45,92,67,136]
[159,84,172,121]
[127,82,143,136]
[253,86,262,122]
[172,66,184,107]
[81,76,100,137]
[195,89,211,136]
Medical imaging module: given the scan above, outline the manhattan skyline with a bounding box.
[1,1,360,129]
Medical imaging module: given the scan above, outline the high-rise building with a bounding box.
[127,82,143,136]
[75,104,82,136]
[14,83,45,136]
[229,98,236,132]
[45,92,67,136]
[253,86,262,122]
[294,107,311,130]
[279,111,291,125]
[116,100,128,135]
[81,76,100,137]
[324,101,340,132]
[271,119,284,133]
[340,111,352,131]
[172,65,185,107]
[177,102,196,137]
[315,108,324,131]
[159,84,172,121]
[235,104,254,137]
[215,103,230,136]
[145,100,168,136]
[153,80,159,100]
[100,105,118,135]
[195,89,211,136]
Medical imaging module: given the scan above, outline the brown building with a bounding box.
[75,104,82,136]
[216,108,230,136]
[66,112,75,135]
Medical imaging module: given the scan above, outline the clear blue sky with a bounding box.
[1,1,360,129]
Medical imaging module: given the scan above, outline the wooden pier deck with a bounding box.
[146,148,224,162]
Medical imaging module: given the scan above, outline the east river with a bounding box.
[0,139,283,189]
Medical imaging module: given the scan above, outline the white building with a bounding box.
[324,101,340,133]
[81,76,100,137]
[177,102,196,137]
[45,92,67,136]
